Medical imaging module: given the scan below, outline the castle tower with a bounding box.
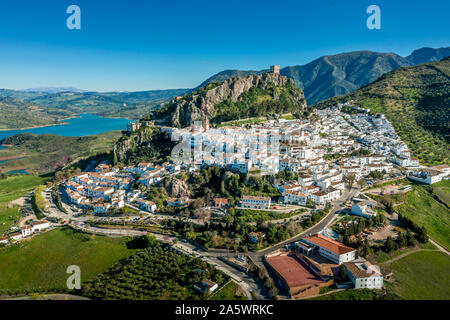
[270,65,280,74]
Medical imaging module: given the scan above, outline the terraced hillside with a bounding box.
[315,57,450,166]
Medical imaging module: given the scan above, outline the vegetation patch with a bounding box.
[81,243,229,300]
[0,227,136,294]
[389,250,450,300]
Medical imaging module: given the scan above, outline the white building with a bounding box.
[136,198,157,213]
[20,225,33,236]
[351,201,377,218]
[407,168,445,185]
[344,259,383,289]
[32,220,50,232]
[283,190,307,205]
[240,195,271,209]
[301,234,356,264]
[9,232,23,241]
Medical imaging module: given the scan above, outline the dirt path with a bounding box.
[429,239,450,257]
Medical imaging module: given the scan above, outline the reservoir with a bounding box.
[0,114,131,141]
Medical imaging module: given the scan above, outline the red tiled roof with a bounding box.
[303,234,355,255]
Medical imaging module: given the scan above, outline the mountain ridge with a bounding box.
[199,47,450,105]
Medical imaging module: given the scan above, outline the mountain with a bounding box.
[314,57,450,166]
[153,71,307,127]
[199,47,450,105]
[196,70,266,89]
[26,88,190,119]
[406,47,450,65]
[22,87,87,94]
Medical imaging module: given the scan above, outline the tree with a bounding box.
[396,232,407,248]
[384,236,397,252]
[416,227,428,243]
[112,151,118,166]
[339,265,347,280]
[345,174,356,191]
[357,178,367,189]
[406,229,417,246]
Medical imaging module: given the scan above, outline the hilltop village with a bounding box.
[2,76,448,299]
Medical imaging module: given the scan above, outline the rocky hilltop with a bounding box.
[156,71,307,127]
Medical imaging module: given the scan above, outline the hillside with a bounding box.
[314,57,450,166]
[0,132,122,174]
[154,72,307,127]
[200,47,450,105]
[0,97,73,130]
[0,88,189,129]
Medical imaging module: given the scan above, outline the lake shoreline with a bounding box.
[0,113,135,132]
[0,114,132,141]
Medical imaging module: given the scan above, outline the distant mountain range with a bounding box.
[199,47,450,105]
[315,57,450,166]
[22,87,88,94]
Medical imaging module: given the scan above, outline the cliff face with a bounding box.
[168,72,307,127]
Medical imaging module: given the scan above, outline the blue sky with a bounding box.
[0,0,449,91]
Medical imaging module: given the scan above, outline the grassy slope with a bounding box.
[0,97,73,130]
[395,180,450,250]
[0,175,49,235]
[0,227,136,292]
[0,131,121,174]
[314,58,450,166]
[390,250,450,300]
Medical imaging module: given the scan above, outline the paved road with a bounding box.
[246,187,360,264]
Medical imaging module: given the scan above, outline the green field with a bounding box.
[209,281,247,300]
[0,175,49,235]
[0,132,122,174]
[389,250,450,300]
[311,289,385,300]
[395,181,450,250]
[0,227,136,293]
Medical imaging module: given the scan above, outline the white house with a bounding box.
[9,232,23,241]
[0,236,8,244]
[351,201,377,218]
[135,198,157,213]
[20,225,33,236]
[407,168,446,185]
[302,234,356,264]
[283,190,307,205]
[32,220,50,232]
[93,203,111,214]
[344,259,383,289]
[240,195,271,209]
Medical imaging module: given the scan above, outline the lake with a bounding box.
[0,114,131,141]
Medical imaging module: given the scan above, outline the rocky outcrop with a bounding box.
[168,72,307,127]
[162,176,190,197]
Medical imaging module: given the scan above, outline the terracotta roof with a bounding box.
[344,261,381,278]
[303,234,355,255]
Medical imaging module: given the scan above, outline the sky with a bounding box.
[0,0,449,92]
